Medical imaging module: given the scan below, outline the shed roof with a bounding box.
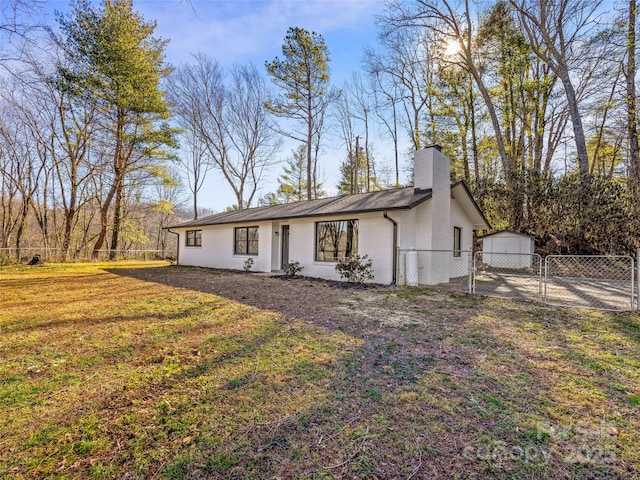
[480,230,535,240]
[169,181,490,229]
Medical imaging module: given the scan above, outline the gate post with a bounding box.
[543,256,549,305]
[472,251,478,294]
[467,250,473,294]
[637,249,640,310]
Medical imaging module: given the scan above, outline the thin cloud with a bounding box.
[135,0,381,66]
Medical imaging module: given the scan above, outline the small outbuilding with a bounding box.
[481,230,535,268]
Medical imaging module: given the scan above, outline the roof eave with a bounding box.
[166,204,417,229]
[451,180,491,230]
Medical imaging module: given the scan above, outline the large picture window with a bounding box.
[316,220,358,261]
[453,226,462,257]
[234,226,259,255]
[186,230,202,247]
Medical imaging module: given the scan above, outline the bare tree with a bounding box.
[336,74,381,193]
[169,55,280,209]
[369,69,401,187]
[180,128,209,219]
[625,0,640,181]
[510,0,604,175]
[167,54,223,214]
[348,73,377,191]
[226,63,282,207]
[18,46,101,258]
[335,85,357,192]
[364,26,435,152]
[383,0,515,174]
[151,169,182,254]
[0,0,42,63]
[0,90,45,258]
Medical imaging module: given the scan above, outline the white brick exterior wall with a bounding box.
[178,221,274,272]
[175,147,486,286]
[176,212,396,284]
[450,198,474,278]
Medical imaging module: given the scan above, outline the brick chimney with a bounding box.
[414,145,451,251]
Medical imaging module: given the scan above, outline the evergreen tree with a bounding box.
[265,27,337,200]
[337,148,383,195]
[261,145,325,204]
[53,0,175,258]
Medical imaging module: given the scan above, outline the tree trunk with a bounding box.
[61,180,77,260]
[101,109,125,260]
[354,136,359,194]
[627,0,640,181]
[306,88,313,201]
[558,69,589,175]
[466,50,513,174]
[108,176,124,260]
[193,193,198,220]
[14,197,31,260]
[92,182,117,259]
[392,103,399,187]
[469,78,480,188]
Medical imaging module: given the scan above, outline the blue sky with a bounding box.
[143,0,389,212]
[41,0,391,211]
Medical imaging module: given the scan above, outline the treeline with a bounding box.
[0,0,184,260]
[1,0,640,261]
[367,0,640,254]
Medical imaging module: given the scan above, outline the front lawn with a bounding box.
[0,262,638,478]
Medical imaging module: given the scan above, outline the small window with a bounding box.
[316,220,358,261]
[186,230,202,247]
[234,226,259,255]
[453,226,462,257]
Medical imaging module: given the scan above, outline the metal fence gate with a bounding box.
[473,252,543,301]
[397,249,638,311]
[544,255,635,311]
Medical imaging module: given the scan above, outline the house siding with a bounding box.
[177,213,396,284]
[179,221,274,272]
[395,196,473,285]
[287,212,394,284]
[450,198,474,278]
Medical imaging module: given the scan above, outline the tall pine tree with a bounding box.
[53,0,175,258]
[266,27,337,200]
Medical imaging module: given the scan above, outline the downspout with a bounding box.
[167,228,179,265]
[383,212,397,286]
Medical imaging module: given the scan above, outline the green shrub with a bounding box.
[335,255,374,283]
[243,257,254,272]
[284,261,303,277]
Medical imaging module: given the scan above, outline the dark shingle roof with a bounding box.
[169,186,433,228]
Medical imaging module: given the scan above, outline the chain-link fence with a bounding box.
[0,247,175,265]
[397,249,637,311]
[545,255,635,311]
[473,252,543,300]
[397,249,472,291]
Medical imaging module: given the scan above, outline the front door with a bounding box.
[281,225,290,269]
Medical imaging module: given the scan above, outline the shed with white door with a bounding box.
[481,231,535,268]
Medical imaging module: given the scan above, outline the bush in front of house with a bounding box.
[243,257,254,272]
[335,254,374,283]
[284,261,303,277]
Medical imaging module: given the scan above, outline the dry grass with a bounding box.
[0,262,638,479]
